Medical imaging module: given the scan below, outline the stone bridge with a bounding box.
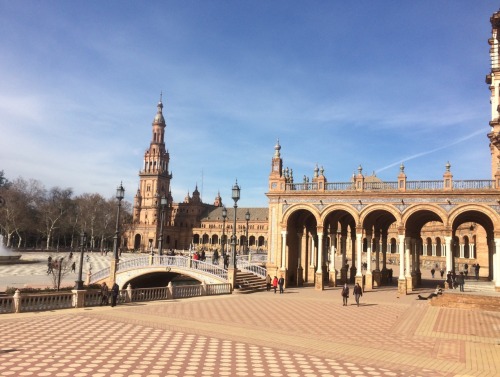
[90,255,267,289]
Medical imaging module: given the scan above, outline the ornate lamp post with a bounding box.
[75,231,87,290]
[231,180,240,268]
[110,182,125,286]
[158,195,167,256]
[245,210,250,255]
[113,182,125,260]
[221,206,227,258]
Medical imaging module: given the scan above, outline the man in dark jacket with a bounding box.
[111,283,120,307]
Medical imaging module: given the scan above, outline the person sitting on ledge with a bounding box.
[418,285,443,300]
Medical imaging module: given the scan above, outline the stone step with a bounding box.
[234,271,267,294]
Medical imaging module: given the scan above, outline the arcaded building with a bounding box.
[265,9,500,293]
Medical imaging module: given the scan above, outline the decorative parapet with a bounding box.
[281,179,495,192]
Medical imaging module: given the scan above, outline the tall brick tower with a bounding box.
[130,95,173,250]
[487,9,500,183]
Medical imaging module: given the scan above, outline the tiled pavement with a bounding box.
[1,286,499,376]
[0,251,137,291]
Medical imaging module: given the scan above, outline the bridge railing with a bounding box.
[91,256,228,285]
[192,260,228,280]
[132,287,169,302]
[236,259,267,279]
[117,256,150,271]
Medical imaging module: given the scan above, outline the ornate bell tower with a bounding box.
[130,95,173,250]
[487,10,500,180]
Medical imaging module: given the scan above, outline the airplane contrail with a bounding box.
[376,128,486,174]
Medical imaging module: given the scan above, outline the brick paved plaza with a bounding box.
[1,277,499,377]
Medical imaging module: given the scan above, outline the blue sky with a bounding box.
[0,1,497,207]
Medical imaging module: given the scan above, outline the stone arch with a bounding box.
[320,203,360,225]
[282,203,321,227]
[401,204,448,231]
[359,204,401,227]
[448,204,498,280]
[283,206,319,287]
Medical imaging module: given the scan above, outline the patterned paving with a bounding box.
[1,286,499,376]
[0,251,136,290]
[0,256,499,377]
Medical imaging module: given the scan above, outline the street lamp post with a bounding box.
[245,210,250,255]
[221,206,227,258]
[231,180,240,268]
[110,182,125,286]
[113,182,125,260]
[75,231,87,290]
[158,195,167,256]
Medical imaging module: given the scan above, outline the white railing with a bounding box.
[20,293,73,312]
[131,287,169,302]
[236,260,267,279]
[152,255,189,268]
[191,260,228,280]
[173,285,202,299]
[206,283,231,295]
[90,266,110,283]
[0,297,13,314]
[117,256,150,271]
[91,256,228,284]
[2,282,232,314]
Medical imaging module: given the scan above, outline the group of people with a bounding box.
[341,283,363,306]
[99,282,120,307]
[266,274,285,294]
[46,255,76,274]
[446,271,466,291]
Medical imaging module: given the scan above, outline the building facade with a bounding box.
[126,99,269,253]
[265,9,500,293]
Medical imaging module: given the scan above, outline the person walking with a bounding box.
[111,283,120,307]
[213,249,219,265]
[341,283,349,306]
[430,268,435,278]
[278,275,285,294]
[475,264,480,280]
[457,272,465,292]
[100,282,109,305]
[353,283,363,306]
[47,256,53,274]
[71,261,76,273]
[266,274,271,291]
[272,276,278,294]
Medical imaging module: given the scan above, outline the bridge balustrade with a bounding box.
[173,285,202,299]
[236,260,267,278]
[132,287,169,301]
[91,266,110,282]
[117,256,150,272]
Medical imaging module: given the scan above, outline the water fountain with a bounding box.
[0,234,21,264]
